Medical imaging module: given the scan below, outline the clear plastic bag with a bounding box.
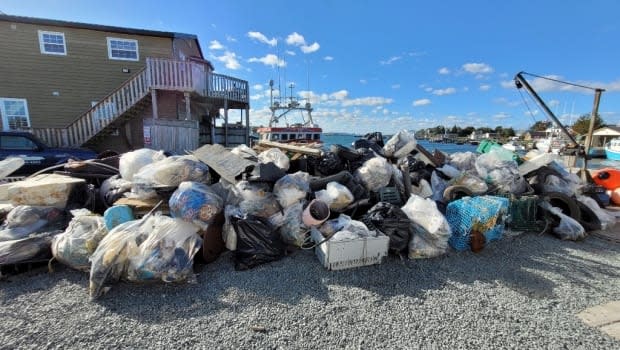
[169,181,224,230]
[411,179,433,199]
[127,216,202,283]
[273,171,310,208]
[89,218,151,298]
[0,232,58,265]
[354,156,392,192]
[258,148,290,171]
[448,152,477,172]
[235,181,281,218]
[450,172,488,194]
[318,214,353,237]
[402,194,451,258]
[51,209,108,271]
[383,130,417,158]
[278,202,305,246]
[430,171,448,202]
[119,148,167,181]
[230,144,258,159]
[0,206,66,242]
[222,205,243,251]
[314,182,354,211]
[576,195,616,230]
[436,164,461,179]
[539,201,585,240]
[130,156,211,199]
[331,220,377,241]
[475,150,526,194]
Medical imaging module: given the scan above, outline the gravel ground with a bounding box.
[1,231,620,349]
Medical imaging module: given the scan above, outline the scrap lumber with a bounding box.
[258,141,322,157]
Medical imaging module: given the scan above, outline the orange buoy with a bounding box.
[591,168,620,191]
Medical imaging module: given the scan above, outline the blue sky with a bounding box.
[3,0,620,134]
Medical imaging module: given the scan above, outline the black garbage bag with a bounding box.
[231,214,285,270]
[362,202,412,254]
[316,152,344,176]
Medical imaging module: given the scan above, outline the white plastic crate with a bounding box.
[310,228,389,271]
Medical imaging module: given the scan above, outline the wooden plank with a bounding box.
[258,140,322,156]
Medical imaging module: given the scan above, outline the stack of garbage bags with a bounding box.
[1,127,618,298]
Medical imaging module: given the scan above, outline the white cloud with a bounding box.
[301,42,320,53]
[432,87,456,96]
[492,112,511,120]
[209,40,224,50]
[329,90,349,100]
[285,50,296,56]
[507,75,620,93]
[524,110,539,116]
[548,99,560,107]
[226,35,237,42]
[247,31,277,46]
[424,87,433,92]
[342,97,393,107]
[438,67,450,75]
[215,51,241,70]
[392,84,400,89]
[360,79,367,84]
[479,84,491,91]
[380,56,402,65]
[463,87,470,92]
[323,56,334,61]
[413,98,431,107]
[462,62,494,74]
[248,54,286,67]
[286,32,306,46]
[253,84,263,91]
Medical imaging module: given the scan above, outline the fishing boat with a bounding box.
[502,140,526,152]
[605,138,620,160]
[256,80,322,147]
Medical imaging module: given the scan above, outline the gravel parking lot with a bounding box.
[1,231,620,349]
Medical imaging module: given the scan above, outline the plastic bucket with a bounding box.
[303,199,330,226]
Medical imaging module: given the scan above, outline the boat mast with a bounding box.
[268,80,314,127]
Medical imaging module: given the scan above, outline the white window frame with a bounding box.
[38,30,66,55]
[107,37,139,61]
[0,98,31,131]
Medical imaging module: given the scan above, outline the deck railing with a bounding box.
[31,57,249,147]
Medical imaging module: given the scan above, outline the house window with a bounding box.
[38,30,66,55]
[107,37,139,61]
[0,98,30,131]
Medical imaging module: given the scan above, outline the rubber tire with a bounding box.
[443,185,473,203]
[542,191,581,222]
[576,200,602,231]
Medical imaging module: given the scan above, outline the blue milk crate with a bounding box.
[446,196,509,251]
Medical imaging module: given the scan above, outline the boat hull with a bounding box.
[605,148,620,161]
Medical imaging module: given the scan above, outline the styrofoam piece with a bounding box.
[518,152,559,176]
[8,174,85,208]
[310,228,389,271]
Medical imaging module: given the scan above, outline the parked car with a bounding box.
[0,131,98,176]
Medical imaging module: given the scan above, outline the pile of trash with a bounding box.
[0,130,617,298]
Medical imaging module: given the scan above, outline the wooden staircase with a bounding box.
[31,57,249,148]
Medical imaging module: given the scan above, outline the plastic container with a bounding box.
[302,199,330,226]
[310,228,389,271]
[103,205,135,230]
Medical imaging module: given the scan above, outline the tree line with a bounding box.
[415,113,604,139]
